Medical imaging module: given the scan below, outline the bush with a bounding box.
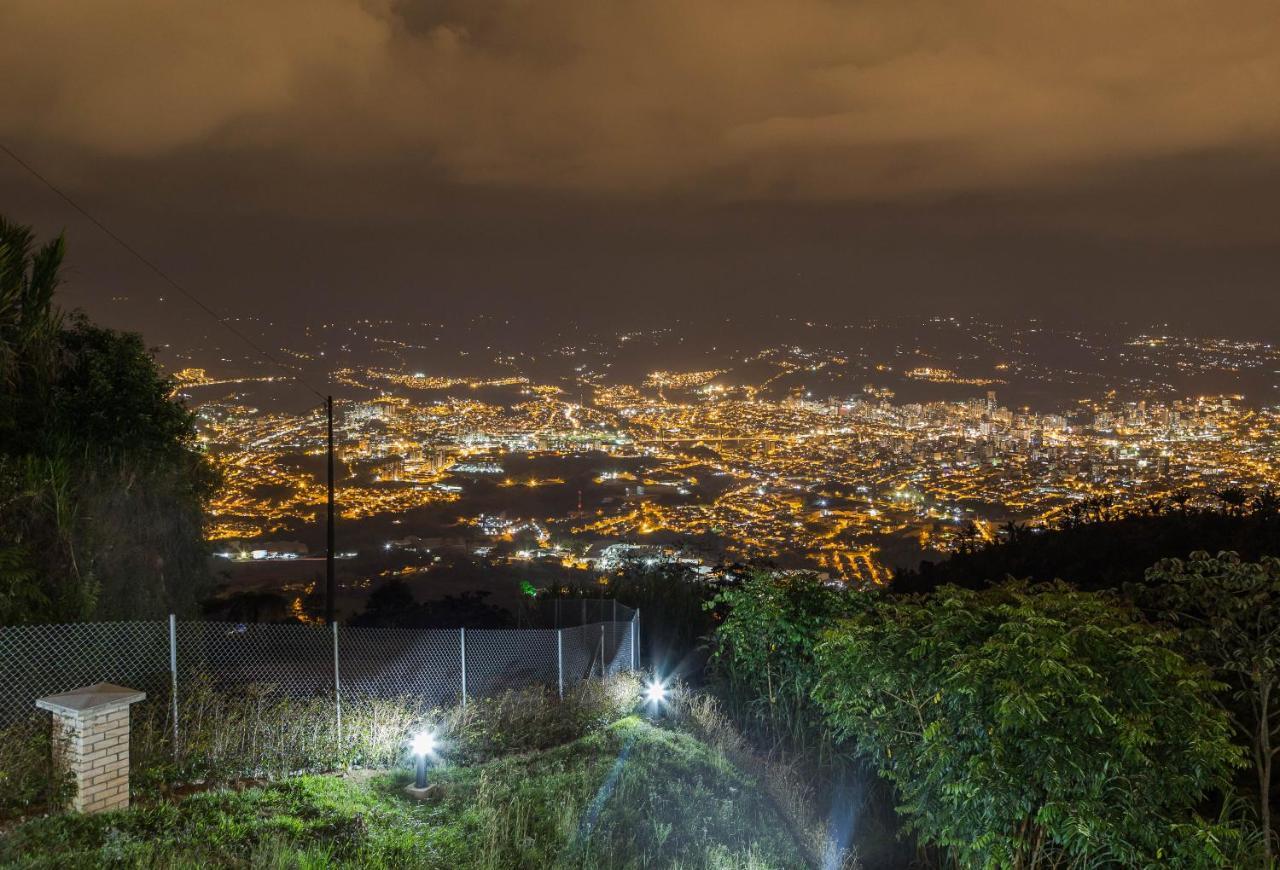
[707,570,863,759]
[546,564,720,678]
[0,713,74,819]
[130,679,437,792]
[445,672,641,764]
[135,674,639,788]
[814,581,1244,867]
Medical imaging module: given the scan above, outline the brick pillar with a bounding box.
[36,683,146,814]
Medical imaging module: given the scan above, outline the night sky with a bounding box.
[2,1,1278,337]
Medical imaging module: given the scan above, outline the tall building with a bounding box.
[986,390,997,416]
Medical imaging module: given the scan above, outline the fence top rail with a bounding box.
[0,600,636,634]
[0,619,169,631]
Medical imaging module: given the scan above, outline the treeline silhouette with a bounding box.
[893,489,1280,594]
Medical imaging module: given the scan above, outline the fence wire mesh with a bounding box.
[0,601,638,726]
[0,621,169,723]
[176,621,334,698]
[464,629,559,699]
[338,627,461,707]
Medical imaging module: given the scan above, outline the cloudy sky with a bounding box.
[2,0,1278,335]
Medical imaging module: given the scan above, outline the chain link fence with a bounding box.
[0,602,639,729]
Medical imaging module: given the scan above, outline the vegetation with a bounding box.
[0,216,214,623]
[707,572,915,866]
[707,572,857,760]
[1143,552,1280,863]
[814,581,1243,867]
[351,582,512,629]
[1,679,817,869]
[894,492,1280,595]
[701,560,1280,867]
[551,563,720,680]
[0,714,73,820]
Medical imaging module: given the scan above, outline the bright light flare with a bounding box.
[645,680,667,705]
[410,731,437,757]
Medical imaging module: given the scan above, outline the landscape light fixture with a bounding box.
[645,679,667,706]
[410,730,438,789]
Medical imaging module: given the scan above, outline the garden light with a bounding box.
[411,731,437,758]
[645,679,667,705]
[410,730,438,789]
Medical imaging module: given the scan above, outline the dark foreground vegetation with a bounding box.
[1,217,214,624]
[895,490,1280,594]
[691,499,1280,868]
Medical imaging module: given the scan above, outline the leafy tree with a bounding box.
[1144,552,1280,862]
[708,571,862,758]
[813,581,1242,868]
[0,217,214,622]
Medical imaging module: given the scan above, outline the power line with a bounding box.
[0,141,327,401]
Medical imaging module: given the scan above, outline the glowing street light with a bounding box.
[410,730,438,789]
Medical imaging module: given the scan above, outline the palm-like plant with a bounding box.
[0,217,65,446]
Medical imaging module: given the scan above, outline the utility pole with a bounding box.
[326,396,336,625]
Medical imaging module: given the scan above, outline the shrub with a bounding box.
[125,673,643,801]
[0,713,74,819]
[707,570,863,758]
[445,672,641,764]
[814,581,1243,867]
[130,679,438,791]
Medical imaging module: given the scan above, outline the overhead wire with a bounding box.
[0,141,328,402]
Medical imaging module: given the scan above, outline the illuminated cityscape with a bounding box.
[178,319,1280,598]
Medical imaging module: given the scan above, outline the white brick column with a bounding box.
[36,683,146,814]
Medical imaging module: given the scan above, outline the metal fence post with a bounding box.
[557,629,564,699]
[332,621,342,743]
[460,627,467,708]
[168,614,179,755]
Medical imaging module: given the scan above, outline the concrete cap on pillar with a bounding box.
[36,682,146,716]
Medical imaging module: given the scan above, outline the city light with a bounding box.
[191,329,1280,593]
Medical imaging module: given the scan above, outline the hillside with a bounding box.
[894,502,1280,594]
[0,716,813,869]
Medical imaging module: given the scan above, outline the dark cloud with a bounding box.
[4,0,1277,195]
[0,0,1277,334]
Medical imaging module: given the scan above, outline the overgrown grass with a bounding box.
[0,714,73,819]
[1,716,813,868]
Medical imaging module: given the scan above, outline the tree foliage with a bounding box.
[1143,552,1280,862]
[812,581,1243,868]
[0,217,214,623]
[895,493,1280,596]
[708,571,862,757]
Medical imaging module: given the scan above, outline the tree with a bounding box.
[1144,552,1280,862]
[813,581,1242,868]
[894,493,1280,595]
[708,571,862,757]
[0,217,214,622]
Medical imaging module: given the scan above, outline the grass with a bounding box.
[0,716,813,869]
